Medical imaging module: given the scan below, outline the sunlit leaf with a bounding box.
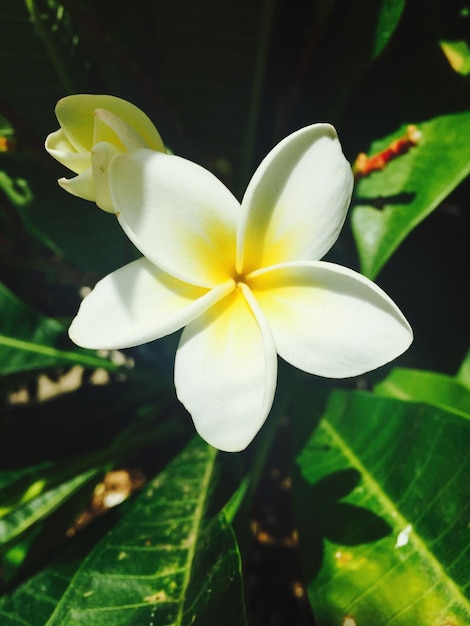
[440,40,470,76]
[351,111,470,278]
[456,348,470,389]
[0,397,187,588]
[375,367,470,419]
[0,467,100,547]
[0,282,117,374]
[292,389,470,625]
[0,437,246,625]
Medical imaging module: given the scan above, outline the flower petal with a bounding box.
[69,257,234,350]
[94,109,149,151]
[237,124,354,274]
[55,94,164,152]
[58,168,95,203]
[110,150,240,288]
[174,284,278,452]
[249,261,412,378]
[91,142,123,212]
[45,128,91,174]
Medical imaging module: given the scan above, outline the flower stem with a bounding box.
[24,0,76,94]
[238,0,276,195]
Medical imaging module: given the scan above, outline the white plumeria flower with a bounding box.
[69,124,412,452]
[45,94,164,212]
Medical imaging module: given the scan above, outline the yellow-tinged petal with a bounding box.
[93,109,149,151]
[45,129,90,174]
[69,257,235,350]
[110,150,240,288]
[91,142,122,212]
[237,124,353,274]
[58,169,95,202]
[249,261,412,378]
[175,284,278,451]
[55,94,164,153]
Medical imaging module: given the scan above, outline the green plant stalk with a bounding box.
[224,400,281,527]
[24,0,76,94]
[238,0,276,195]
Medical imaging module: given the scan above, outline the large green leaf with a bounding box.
[0,282,116,374]
[292,389,470,625]
[374,367,470,419]
[351,111,470,278]
[0,437,246,625]
[0,388,187,588]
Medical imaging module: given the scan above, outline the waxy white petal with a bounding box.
[45,129,90,174]
[238,124,354,273]
[58,168,95,202]
[250,261,412,378]
[110,150,240,288]
[175,285,278,452]
[55,94,164,152]
[69,257,234,350]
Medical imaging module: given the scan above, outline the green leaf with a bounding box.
[292,389,470,625]
[351,111,470,278]
[0,438,246,625]
[0,282,117,374]
[456,348,470,389]
[0,511,124,624]
[440,40,470,76]
[0,397,187,587]
[373,0,407,59]
[375,367,470,418]
[0,467,100,547]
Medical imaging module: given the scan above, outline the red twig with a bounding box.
[353,125,421,180]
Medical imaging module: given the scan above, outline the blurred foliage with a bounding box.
[0,0,469,624]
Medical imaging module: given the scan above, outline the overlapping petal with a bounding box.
[54,94,164,153]
[69,258,234,350]
[249,261,413,378]
[93,109,149,151]
[175,285,277,451]
[45,129,90,174]
[58,168,95,202]
[110,150,240,288]
[237,124,354,274]
[91,142,122,212]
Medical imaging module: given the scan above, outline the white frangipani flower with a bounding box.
[45,94,164,212]
[69,124,413,452]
